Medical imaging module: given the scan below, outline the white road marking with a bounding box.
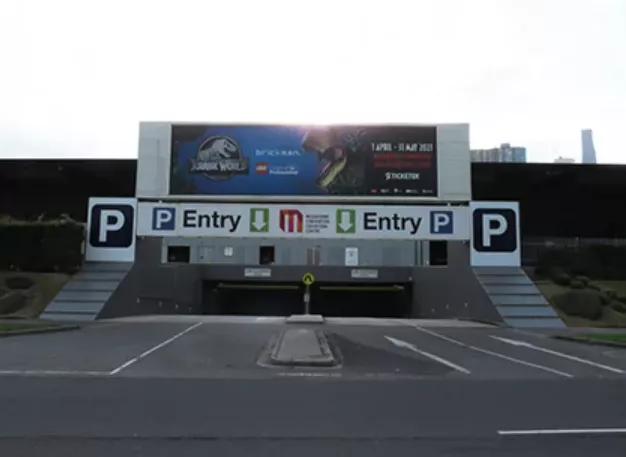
[278,372,342,378]
[0,370,108,377]
[491,335,626,374]
[499,428,626,436]
[412,325,573,378]
[385,336,471,374]
[109,322,203,375]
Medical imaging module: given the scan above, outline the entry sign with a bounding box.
[302,273,315,286]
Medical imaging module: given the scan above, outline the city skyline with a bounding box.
[581,129,598,164]
[0,0,624,163]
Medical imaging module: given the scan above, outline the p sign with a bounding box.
[430,210,453,235]
[470,201,520,267]
[152,207,176,231]
[86,198,137,262]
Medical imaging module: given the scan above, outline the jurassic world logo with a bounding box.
[189,136,249,181]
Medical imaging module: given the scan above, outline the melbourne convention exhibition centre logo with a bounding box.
[189,136,249,181]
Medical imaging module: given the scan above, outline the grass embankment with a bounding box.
[535,280,626,328]
[560,333,626,346]
[0,322,64,333]
[0,272,70,318]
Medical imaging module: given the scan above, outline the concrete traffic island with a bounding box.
[286,314,325,324]
[270,328,337,367]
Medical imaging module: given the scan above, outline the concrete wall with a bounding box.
[99,238,501,323]
[411,242,503,322]
[164,237,421,267]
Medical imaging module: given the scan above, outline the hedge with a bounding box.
[536,245,626,280]
[552,289,603,320]
[0,216,84,273]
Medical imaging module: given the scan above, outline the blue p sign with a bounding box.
[430,211,453,234]
[152,207,176,231]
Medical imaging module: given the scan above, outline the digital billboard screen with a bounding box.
[169,124,438,197]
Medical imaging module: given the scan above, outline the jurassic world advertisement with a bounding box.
[169,124,438,197]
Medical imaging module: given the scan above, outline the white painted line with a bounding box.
[499,428,626,436]
[491,335,626,374]
[385,336,471,374]
[0,370,108,377]
[278,372,343,378]
[412,325,573,378]
[109,322,203,375]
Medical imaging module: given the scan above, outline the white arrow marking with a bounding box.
[385,336,471,374]
[412,326,573,378]
[338,211,353,232]
[251,210,267,231]
[490,335,625,374]
[498,428,626,436]
[490,336,529,347]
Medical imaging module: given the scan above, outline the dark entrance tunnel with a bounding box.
[203,281,413,318]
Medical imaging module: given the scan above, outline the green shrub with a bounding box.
[603,288,617,300]
[534,266,549,279]
[570,280,585,289]
[553,273,571,286]
[588,283,602,291]
[600,292,613,306]
[610,301,626,314]
[0,217,84,273]
[4,276,35,290]
[552,289,603,320]
[616,295,626,304]
[0,291,27,315]
[575,275,590,286]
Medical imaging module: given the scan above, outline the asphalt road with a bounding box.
[0,316,625,455]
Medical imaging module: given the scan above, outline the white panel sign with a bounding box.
[351,269,379,279]
[470,201,521,267]
[345,247,359,266]
[86,198,137,262]
[244,268,271,278]
[136,203,470,240]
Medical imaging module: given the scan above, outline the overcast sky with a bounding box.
[0,0,624,163]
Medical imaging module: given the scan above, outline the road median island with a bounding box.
[270,328,337,367]
[554,333,626,348]
[0,320,79,337]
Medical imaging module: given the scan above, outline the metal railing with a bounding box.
[522,237,626,265]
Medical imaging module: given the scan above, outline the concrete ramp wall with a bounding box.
[41,262,132,321]
[473,267,565,328]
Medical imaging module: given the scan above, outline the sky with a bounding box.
[0,0,624,163]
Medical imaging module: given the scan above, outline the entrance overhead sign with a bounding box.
[137,202,470,240]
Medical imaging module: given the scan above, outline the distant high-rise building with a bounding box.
[470,143,527,163]
[581,129,597,164]
[554,156,575,164]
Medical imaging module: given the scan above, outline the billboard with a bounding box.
[137,202,468,240]
[169,124,438,197]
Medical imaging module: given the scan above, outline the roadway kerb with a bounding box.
[0,320,80,338]
[554,334,626,349]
